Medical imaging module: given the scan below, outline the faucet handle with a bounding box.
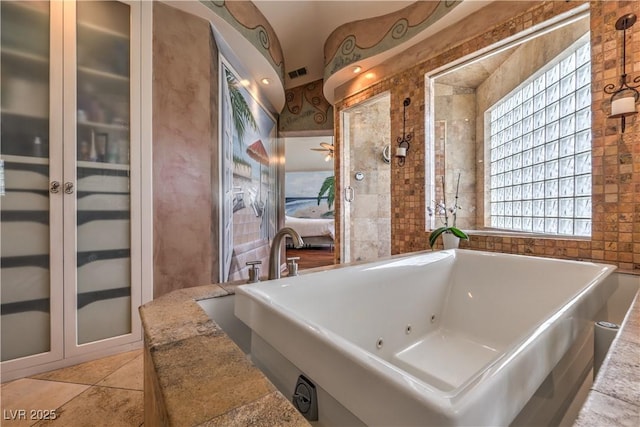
[246,260,262,283]
[286,257,300,277]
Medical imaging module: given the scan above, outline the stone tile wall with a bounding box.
[433,83,477,230]
[334,0,639,273]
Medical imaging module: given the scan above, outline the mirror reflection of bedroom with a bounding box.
[284,136,336,269]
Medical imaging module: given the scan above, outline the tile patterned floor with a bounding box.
[1,349,143,427]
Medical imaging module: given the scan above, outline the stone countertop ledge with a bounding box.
[140,259,639,426]
[139,280,311,427]
[575,289,640,427]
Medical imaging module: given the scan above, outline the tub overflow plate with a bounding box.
[292,375,318,421]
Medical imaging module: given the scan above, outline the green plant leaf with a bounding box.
[449,227,469,240]
[429,226,448,248]
[225,70,258,144]
[317,176,335,210]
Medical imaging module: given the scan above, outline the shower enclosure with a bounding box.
[340,93,391,263]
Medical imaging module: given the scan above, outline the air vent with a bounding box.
[288,67,308,79]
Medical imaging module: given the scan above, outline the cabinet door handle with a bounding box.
[50,181,61,193]
[64,182,74,194]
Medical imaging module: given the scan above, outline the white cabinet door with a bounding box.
[0,0,64,370]
[62,0,142,357]
[1,0,147,375]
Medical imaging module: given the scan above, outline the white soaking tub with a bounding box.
[235,250,617,426]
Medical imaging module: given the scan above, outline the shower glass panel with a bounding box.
[341,93,391,263]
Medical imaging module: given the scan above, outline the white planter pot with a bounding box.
[442,233,460,250]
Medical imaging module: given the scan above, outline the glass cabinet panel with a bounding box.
[0,1,51,361]
[75,1,132,344]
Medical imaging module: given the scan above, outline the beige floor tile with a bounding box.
[0,378,89,427]
[30,350,142,386]
[33,386,143,427]
[96,354,143,391]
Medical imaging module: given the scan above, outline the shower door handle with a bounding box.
[344,186,354,202]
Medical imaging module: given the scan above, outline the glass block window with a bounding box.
[488,40,591,237]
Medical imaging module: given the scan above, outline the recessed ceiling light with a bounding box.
[352,66,362,74]
[240,79,250,87]
[365,72,375,79]
[261,78,270,85]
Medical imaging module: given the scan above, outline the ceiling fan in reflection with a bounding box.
[310,142,334,161]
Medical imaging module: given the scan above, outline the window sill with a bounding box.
[463,229,591,240]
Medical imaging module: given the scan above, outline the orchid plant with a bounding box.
[428,173,469,248]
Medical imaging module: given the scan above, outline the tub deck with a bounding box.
[138,250,638,426]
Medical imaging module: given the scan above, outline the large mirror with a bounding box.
[429,11,591,238]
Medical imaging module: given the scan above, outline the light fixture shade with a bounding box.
[610,95,637,117]
[604,14,639,133]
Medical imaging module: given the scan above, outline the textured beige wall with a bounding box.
[152,3,217,297]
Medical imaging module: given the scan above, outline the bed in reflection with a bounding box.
[284,215,334,248]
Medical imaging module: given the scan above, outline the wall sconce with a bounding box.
[396,98,413,166]
[604,13,639,133]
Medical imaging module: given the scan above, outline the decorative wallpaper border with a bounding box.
[280,79,333,133]
[324,0,461,79]
[200,1,284,84]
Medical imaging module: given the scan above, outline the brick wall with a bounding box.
[334,0,639,273]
